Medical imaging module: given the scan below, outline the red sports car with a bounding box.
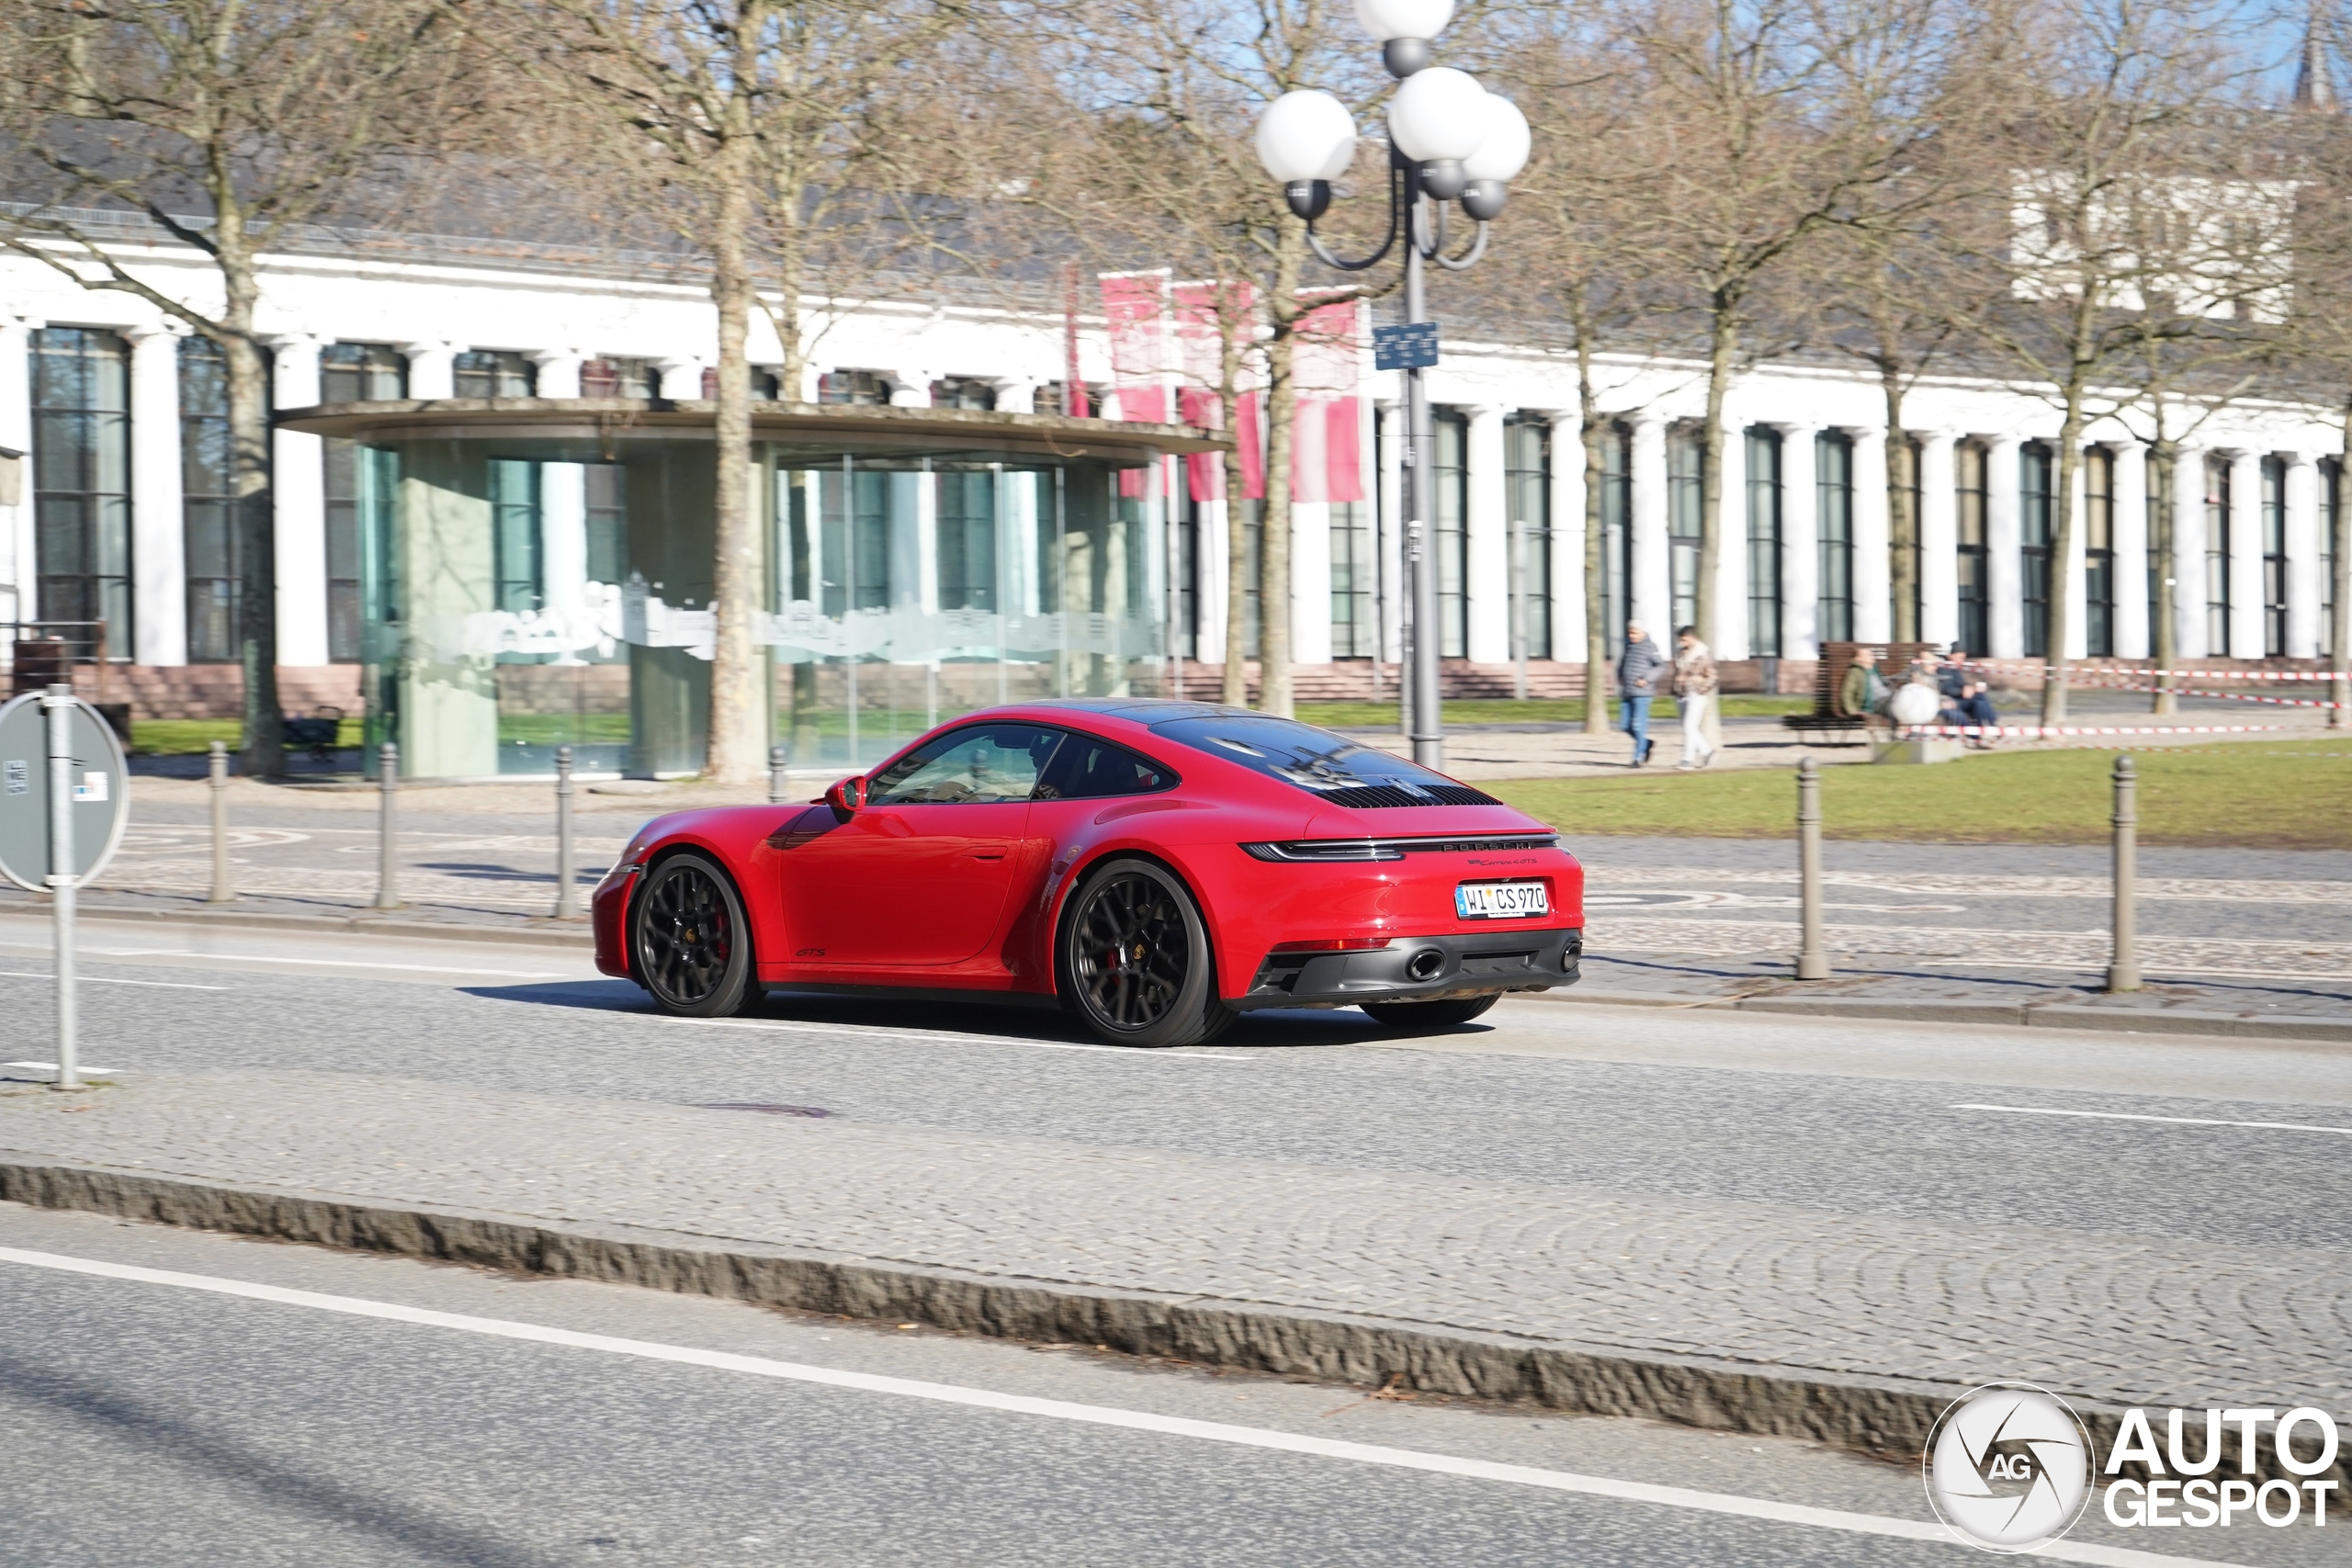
[593,700,1583,1047]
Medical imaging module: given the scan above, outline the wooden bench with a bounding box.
[1781,641,1937,745]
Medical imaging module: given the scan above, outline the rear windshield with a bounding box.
[1149,714,1465,796]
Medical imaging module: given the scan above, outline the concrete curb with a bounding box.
[0,900,596,949]
[1540,987,2352,1044]
[4,1155,2341,1485]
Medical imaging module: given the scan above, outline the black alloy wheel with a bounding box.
[633,852,762,1017]
[1360,995,1499,1030]
[1062,858,1232,1048]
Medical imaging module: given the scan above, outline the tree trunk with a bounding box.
[1220,305,1251,709]
[2149,437,2177,716]
[1258,222,1306,719]
[1883,365,1916,644]
[1695,296,1737,649]
[707,148,763,785]
[215,217,280,779]
[2041,389,2084,726]
[1577,331,1609,736]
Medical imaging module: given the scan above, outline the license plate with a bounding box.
[1456,881,1549,919]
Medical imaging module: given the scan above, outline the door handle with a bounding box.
[971,852,1006,861]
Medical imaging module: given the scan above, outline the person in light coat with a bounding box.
[1672,626,1718,770]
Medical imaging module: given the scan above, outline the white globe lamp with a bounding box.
[1355,0,1454,73]
[1460,95,1530,219]
[1255,89,1360,184]
[1385,67,1487,163]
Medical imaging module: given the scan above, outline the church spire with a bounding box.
[2296,8,2338,110]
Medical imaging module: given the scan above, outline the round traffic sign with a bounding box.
[0,691,130,892]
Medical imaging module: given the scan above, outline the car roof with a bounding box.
[1013,698,1248,722]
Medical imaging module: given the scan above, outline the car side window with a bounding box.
[1035,736,1180,800]
[866,726,1066,806]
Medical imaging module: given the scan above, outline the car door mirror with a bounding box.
[824,775,866,814]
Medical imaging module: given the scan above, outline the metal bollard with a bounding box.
[769,743,789,806]
[553,745,578,919]
[1795,757,1829,980]
[2107,754,2140,992]
[206,739,234,903]
[375,740,401,910]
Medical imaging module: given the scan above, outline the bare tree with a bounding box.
[0,0,460,775]
[1946,0,2274,723]
[1616,0,1960,653]
[2283,86,2352,724]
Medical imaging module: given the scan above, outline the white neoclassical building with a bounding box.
[0,216,2339,761]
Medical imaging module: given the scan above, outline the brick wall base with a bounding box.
[45,666,366,722]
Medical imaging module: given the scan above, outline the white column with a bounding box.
[2112,441,2151,659]
[528,349,584,400]
[1986,434,2024,658]
[990,378,1038,414]
[1714,415,1749,658]
[401,341,458,400]
[1917,430,1960,648]
[2064,445,2089,660]
[1197,497,1228,668]
[1628,411,1669,638]
[2175,446,2209,659]
[1464,404,1508,662]
[1775,423,1820,659]
[0,318,34,627]
[2285,450,2321,657]
[2229,449,2263,658]
[1850,426,1891,642]
[887,369,933,409]
[127,324,187,667]
[1292,494,1333,664]
[541,461,590,662]
[1547,411,1586,663]
[1376,399,1404,663]
[656,356,706,400]
[270,334,329,667]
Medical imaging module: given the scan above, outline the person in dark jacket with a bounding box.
[1936,642,1999,745]
[1618,623,1665,766]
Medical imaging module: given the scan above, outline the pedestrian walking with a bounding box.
[1618,623,1665,766]
[1672,626,1718,770]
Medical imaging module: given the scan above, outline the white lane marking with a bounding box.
[6,1062,124,1074]
[1956,1102,2352,1136]
[0,971,229,990]
[671,1015,1246,1062]
[0,1246,2238,1568]
[82,951,571,979]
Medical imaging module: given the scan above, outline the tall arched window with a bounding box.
[1746,426,1782,657]
[2261,455,2288,657]
[1668,425,1705,633]
[2206,456,2232,656]
[322,343,408,661]
[2020,440,2054,657]
[30,327,132,647]
[1815,431,1854,643]
[1432,409,1468,658]
[1955,439,1989,654]
[1503,415,1552,659]
[1600,420,1633,648]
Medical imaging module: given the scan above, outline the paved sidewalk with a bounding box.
[3,1066,2346,1450]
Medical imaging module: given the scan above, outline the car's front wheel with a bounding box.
[1360,995,1498,1030]
[1061,858,1233,1048]
[633,852,762,1017]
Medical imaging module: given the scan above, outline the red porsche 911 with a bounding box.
[593,700,1583,1047]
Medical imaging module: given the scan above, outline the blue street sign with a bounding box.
[1373,322,1440,371]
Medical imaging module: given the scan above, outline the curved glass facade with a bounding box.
[346,419,1176,778]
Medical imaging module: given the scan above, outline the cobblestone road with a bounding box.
[5,1067,2347,1420]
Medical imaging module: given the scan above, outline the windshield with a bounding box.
[1149,714,1475,798]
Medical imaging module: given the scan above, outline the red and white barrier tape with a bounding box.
[1953,660,2340,683]
[1901,722,2293,739]
[2097,683,2350,709]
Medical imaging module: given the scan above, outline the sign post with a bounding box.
[0,685,130,1089]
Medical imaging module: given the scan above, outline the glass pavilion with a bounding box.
[277,400,1218,779]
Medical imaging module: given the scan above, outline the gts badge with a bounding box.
[795,947,826,958]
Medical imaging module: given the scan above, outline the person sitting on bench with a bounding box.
[1838,647,1889,718]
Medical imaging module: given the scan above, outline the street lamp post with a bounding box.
[1254,0,1530,770]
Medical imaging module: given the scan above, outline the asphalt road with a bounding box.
[0,1203,2310,1568]
[2,913,2350,1250]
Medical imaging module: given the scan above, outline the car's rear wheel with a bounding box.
[1062,858,1232,1048]
[1360,995,1499,1030]
[633,852,762,1017]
